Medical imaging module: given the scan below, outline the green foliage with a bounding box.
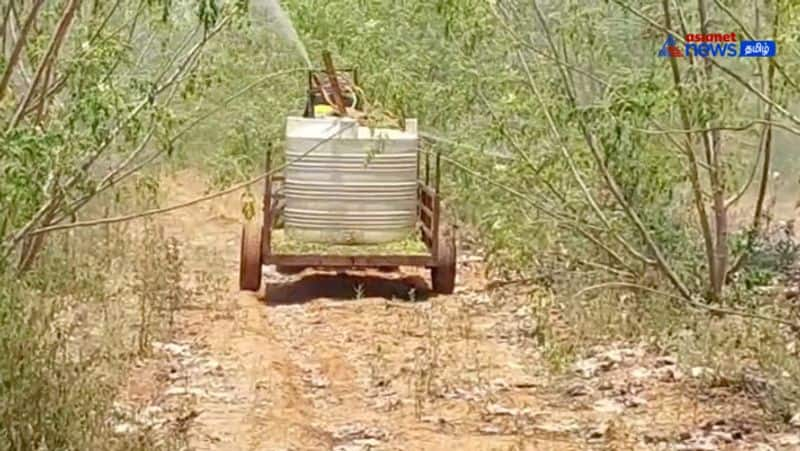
[196,0,221,32]
[0,275,111,450]
[147,0,175,23]
[1,0,247,266]
[2,0,800,443]
[205,121,258,188]
[731,227,800,290]
[0,1,241,448]
[171,0,800,298]
[0,242,174,451]
[272,229,428,255]
[0,130,62,238]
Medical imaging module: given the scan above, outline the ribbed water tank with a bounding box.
[284,116,419,244]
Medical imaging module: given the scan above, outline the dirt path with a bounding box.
[125,169,795,451]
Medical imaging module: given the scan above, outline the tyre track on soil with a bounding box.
[154,170,559,450]
[156,171,323,450]
[143,170,780,451]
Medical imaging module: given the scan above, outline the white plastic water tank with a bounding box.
[283,116,419,244]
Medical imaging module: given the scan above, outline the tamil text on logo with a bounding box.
[658,33,776,58]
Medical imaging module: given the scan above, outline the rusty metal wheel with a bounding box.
[239,221,263,291]
[431,226,456,294]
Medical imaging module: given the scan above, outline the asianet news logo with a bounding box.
[658,33,776,58]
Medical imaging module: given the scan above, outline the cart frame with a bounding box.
[239,142,457,295]
[239,65,456,295]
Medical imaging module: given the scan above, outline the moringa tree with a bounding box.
[485,0,800,306]
[0,0,248,272]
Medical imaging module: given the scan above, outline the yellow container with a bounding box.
[314,104,335,117]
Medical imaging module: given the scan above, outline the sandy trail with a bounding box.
[135,169,785,451]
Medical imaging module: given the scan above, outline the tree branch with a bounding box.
[0,0,44,104]
[713,0,800,95]
[8,0,80,129]
[27,122,358,236]
[610,0,800,129]
[51,68,303,224]
[574,282,800,329]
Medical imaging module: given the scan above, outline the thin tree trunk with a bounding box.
[751,4,779,232]
[0,0,44,104]
[726,0,778,280]
[696,0,729,301]
[710,132,728,300]
[9,0,80,129]
[662,0,717,297]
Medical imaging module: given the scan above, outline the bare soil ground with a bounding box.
[116,170,799,450]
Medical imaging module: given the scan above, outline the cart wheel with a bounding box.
[239,221,263,291]
[431,226,457,294]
